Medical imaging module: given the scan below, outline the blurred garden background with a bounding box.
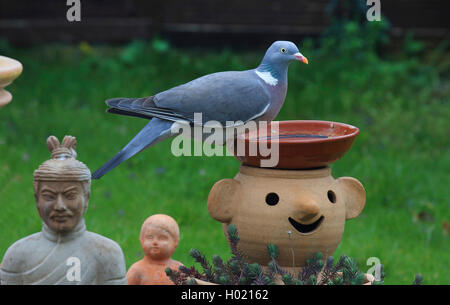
[0,0,448,284]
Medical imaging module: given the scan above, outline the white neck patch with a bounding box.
[255,70,278,86]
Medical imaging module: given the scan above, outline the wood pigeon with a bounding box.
[92,41,308,179]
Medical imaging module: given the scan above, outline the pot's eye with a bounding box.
[327,190,336,203]
[280,48,287,53]
[266,192,279,206]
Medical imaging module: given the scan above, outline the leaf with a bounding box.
[351,273,365,285]
[267,243,278,259]
[413,274,424,285]
[152,38,169,53]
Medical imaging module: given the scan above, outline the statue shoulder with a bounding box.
[84,231,127,283]
[1,232,44,272]
[86,231,125,264]
[84,231,125,259]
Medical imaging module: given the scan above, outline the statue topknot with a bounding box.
[34,135,90,182]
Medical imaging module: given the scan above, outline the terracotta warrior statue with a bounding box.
[127,214,183,285]
[0,135,127,285]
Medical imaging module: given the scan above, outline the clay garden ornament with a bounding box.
[92,41,308,179]
[0,135,127,285]
[127,214,183,285]
[0,55,22,109]
[234,120,360,169]
[208,165,365,271]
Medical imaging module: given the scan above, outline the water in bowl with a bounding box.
[256,134,329,141]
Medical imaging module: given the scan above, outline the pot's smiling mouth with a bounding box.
[288,216,324,234]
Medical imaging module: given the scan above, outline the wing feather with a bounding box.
[105,70,271,126]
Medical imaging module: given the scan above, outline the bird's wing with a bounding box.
[154,70,271,125]
[106,97,188,122]
[105,70,271,126]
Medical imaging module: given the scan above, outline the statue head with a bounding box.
[139,214,180,261]
[33,135,91,233]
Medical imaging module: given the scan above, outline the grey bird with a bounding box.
[92,41,308,179]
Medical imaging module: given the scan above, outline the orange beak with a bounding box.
[294,52,308,64]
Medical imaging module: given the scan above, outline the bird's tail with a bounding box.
[91,118,174,179]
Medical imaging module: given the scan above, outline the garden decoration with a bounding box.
[92,40,308,179]
[234,120,360,169]
[207,120,368,278]
[208,165,365,270]
[0,135,127,285]
[0,55,22,109]
[127,214,183,285]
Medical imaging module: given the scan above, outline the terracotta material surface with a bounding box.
[0,135,127,285]
[127,214,183,285]
[208,165,365,268]
[233,120,360,169]
[0,55,22,108]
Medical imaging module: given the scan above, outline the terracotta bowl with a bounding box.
[233,120,359,169]
[0,55,23,108]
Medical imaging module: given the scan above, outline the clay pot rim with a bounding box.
[239,165,332,179]
[237,120,360,144]
[0,55,23,83]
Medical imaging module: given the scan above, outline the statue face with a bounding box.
[36,181,88,233]
[140,224,177,261]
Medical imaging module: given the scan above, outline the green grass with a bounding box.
[0,35,448,284]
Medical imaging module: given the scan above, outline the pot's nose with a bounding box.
[291,197,320,221]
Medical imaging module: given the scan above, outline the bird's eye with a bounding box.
[280,48,287,54]
[265,192,279,206]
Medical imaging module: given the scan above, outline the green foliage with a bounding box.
[267,243,278,260]
[152,37,170,53]
[119,40,147,64]
[413,274,424,285]
[227,224,240,244]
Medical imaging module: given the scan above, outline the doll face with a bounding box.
[36,181,88,233]
[140,224,177,261]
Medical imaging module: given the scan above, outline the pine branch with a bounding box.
[165,267,188,285]
[189,248,215,282]
[299,252,324,283]
[413,274,423,285]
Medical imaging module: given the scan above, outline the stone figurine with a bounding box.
[0,135,127,285]
[207,165,366,272]
[127,214,183,285]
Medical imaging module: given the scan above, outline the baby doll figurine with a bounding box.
[127,214,183,285]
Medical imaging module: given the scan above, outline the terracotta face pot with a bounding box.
[208,165,365,268]
[0,55,22,108]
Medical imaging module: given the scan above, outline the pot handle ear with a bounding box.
[207,179,240,223]
[338,177,366,220]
